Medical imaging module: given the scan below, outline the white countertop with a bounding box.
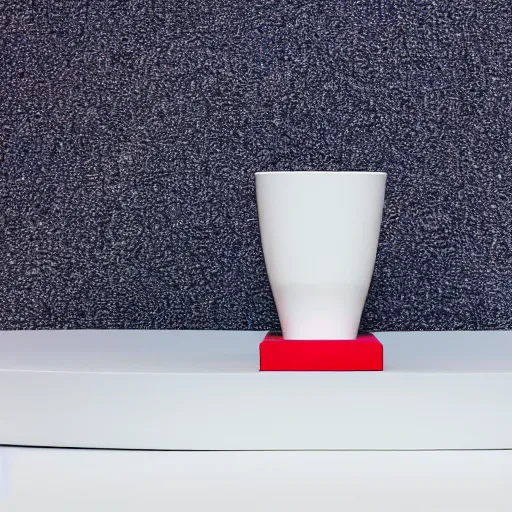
[1,330,511,451]
[1,329,512,373]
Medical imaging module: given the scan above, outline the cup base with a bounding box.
[259,332,383,371]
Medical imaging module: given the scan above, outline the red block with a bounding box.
[259,333,383,371]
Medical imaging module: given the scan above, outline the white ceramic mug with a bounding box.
[256,171,386,340]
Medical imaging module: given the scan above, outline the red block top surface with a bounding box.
[259,333,383,371]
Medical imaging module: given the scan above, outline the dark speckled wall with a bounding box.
[1,1,512,331]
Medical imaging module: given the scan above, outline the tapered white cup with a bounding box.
[256,171,386,340]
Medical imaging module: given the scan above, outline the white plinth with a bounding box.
[0,330,511,450]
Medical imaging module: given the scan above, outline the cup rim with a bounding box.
[255,171,387,175]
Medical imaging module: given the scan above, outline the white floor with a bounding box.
[1,447,511,511]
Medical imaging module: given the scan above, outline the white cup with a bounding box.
[256,171,386,340]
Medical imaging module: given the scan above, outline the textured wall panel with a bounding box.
[1,1,512,331]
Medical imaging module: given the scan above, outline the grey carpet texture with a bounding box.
[1,1,512,331]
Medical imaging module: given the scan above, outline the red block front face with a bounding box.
[259,333,383,371]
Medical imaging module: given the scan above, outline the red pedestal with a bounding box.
[259,333,383,371]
